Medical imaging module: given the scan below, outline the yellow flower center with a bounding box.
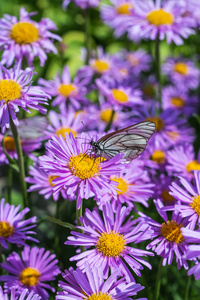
[100,109,117,123]
[111,89,128,103]
[0,221,14,238]
[171,97,185,107]
[20,267,40,286]
[68,154,103,180]
[85,292,112,300]
[146,117,164,131]
[58,84,77,97]
[92,60,110,73]
[151,150,166,164]
[117,3,133,15]
[160,221,184,244]
[190,195,200,216]
[146,9,174,26]
[48,175,58,187]
[173,63,188,75]
[96,231,126,257]
[127,54,139,66]
[166,131,179,141]
[111,176,128,195]
[186,160,200,173]
[161,190,174,203]
[0,79,21,103]
[3,136,16,151]
[10,22,39,44]
[56,127,77,138]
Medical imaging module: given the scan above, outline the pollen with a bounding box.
[146,116,164,131]
[146,9,174,26]
[48,175,58,187]
[85,292,112,300]
[0,79,21,103]
[3,136,16,151]
[171,97,185,107]
[10,22,39,44]
[0,221,14,238]
[58,83,77,97]
[96,230,126,257]
[160,220,184,244]
[111,176,128,195]
[56,127,77,138]
[151,150,166,164]
[20,267,40,286]
[173,63,188,75]
[161,190,174,203]
[111,89,128,103]
[92,60,110,73]
[191,195,200,216]
[117,3,133,15]
[68,154,102,180]
[186,160,200,173]
[100,109,117,123]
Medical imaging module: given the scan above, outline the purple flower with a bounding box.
[0,198,37,249]
[166,144,200,180]
[56,263,146,300]
[63,0,101,9]
[0,287,41,300]
[38,66,89,110]
[162,58,199,89]
[170,171,200,230]
[0,246,60,299]
[100,161,154,211]
[138,199,190,269]
[128,0,195,44]
[152,174,177,206]
[40,132,125,209]
[0,7,61,67]
[125,49,152,74]
[65,203,153,282]
[0,62,49,133]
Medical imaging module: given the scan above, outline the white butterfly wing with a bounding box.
[97,121,155,161]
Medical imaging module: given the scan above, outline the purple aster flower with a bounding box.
[65,203,153,282]
[26,158,68,202]
[39,132,125,209]
[45,110,83,139]
[100,161,154,211]
[166,144,200,180]
[152,174,177,206]
[0,287,41,300]
[0,245,60,299]
[128,0,195,44]
[0,62,49,133]
[162,58,199,89]
[125,49,152,75]
[162,85,198,117]
[38,66,89,110]
[0,198,37,249]
[138,199,190,269]
[56,263,146,300]
[170,171,200,230]
[63,0,101,9]
[100,0,136,38]
[0,7,61,67]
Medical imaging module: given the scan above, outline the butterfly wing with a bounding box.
[97,121,156,161]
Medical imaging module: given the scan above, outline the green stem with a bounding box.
[105,109,115,132]
[7,166,13,204]
[155,33,162,114]
[54,198,62,255]
[76,194,85,252]
[184,273,192,300]
[84,8,91,65]
[9,111,28,208]
[155,257,163,300]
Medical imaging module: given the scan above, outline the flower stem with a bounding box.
[155,32,162,113]
[84,8,91,65]
[184,273,192,300]
[76,193,85,252]
[9,111,28,208]
[155,257,163,300]
[105,109,115,132]
[7,166,13,204]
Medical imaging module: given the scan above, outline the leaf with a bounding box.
[46,216,75,230]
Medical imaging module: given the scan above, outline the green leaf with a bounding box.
[46,216,75,230]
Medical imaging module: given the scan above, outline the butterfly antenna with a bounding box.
[81,120,92,141]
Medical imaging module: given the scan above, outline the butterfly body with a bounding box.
[90,121,156,161]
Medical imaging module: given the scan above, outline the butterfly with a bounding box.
[90,121,156,161]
